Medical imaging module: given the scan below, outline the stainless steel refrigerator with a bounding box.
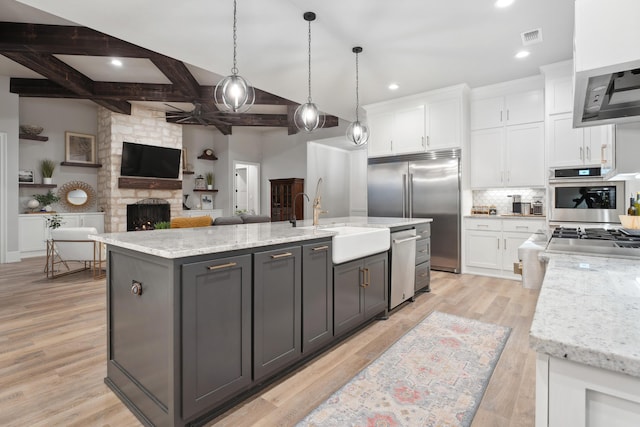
[368,149,461,273]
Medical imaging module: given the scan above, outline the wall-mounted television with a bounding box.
[120,142,181,179]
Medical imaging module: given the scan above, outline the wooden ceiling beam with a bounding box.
[0,22,153,57]
[147,55,201,98]
[3,52,130,114]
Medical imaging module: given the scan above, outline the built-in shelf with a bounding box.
[197,154,218,161]
[19,134,48,141]
[193,189,219,192]
[118,177,182,190]
[183,170,195,175]
[19,183,57,189]
[60,161,102,168]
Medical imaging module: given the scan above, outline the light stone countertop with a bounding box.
[91,216,432,259]
[530,253,640,377]
[464,214,547,220]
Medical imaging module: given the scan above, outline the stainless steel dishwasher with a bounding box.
[389,229,418,310]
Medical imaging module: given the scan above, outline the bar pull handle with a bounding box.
[515,225,529,230]
[579,146,584,160]
[504,238,507,250]
[477,224,489,228]
[360,268,368,288]
[586,145,591,161]
[366,268,370,287]
[497,238,500,250]
[393,236,420,244]
[421,136,425,148]
[402,174,407,218]
[312,245,329,251]
[500,110,503,122]
[208,262,237,271]
[506,109,510,121]
[271,252,293,259]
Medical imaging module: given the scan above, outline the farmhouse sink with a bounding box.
[322,226,390,264]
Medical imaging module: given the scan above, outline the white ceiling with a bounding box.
[1,0,575,121]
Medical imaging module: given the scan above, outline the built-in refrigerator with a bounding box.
[368,149,461,273]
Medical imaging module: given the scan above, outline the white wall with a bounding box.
[182,126,219,210]
[19,98,98,211]
[0,77,20,262]
[349,148,368,216]
[306,143,350,218]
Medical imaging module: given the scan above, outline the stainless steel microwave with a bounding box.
[549,180,625,224]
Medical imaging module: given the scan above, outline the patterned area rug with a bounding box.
[297,311,511,427]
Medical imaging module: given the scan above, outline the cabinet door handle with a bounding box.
[515,225,528,230]
[497,238,500,250]
[477,224,489,228]
[393,235,420,244]
[312,245,329,251]
[504,238,507,250]
[601,144,606,164]
[500,110,503,122]
[579,146,584,160]
[500,171,504,184]
[207,262,237,271]
[506,109,510,121]
[366,268,370,287]
[418,273,428,278]
[271,252,293,259]
[360,268,367,287]
[586,146,591,161]
[419,249,428,253]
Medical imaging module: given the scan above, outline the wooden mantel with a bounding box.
[118,177,182,190]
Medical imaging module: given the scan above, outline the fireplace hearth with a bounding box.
[127,199,170,231]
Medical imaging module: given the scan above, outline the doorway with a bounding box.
[233,161,260,215]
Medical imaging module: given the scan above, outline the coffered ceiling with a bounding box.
[0,0,575,134]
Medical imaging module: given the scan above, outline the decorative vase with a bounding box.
[27,199,39,211]
[43,177,52,185]
[44,205,52,212]
[207,184,213,190]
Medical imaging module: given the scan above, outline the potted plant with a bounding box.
[205,172,214,190]
[44,214,63,229]
[33,190,60,212]
[40,159,56,184]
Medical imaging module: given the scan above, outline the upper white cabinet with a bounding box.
[470,89,544,131]
[470,81,545,189]
[366,84,468,158]
[470,122,545,188]
[546,76,574,115]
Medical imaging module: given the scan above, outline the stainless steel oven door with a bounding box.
[549,180,625,223]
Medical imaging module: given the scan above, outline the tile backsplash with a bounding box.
[472,188,546,215]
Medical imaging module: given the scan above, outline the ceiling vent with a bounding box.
[521,28,543,46]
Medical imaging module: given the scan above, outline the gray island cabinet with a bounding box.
[94,218,428,426]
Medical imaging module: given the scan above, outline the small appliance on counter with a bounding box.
[510,194,523,214]
[532,198,544,215]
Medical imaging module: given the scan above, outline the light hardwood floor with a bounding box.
[0,257,539,427]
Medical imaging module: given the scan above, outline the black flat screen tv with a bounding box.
[120,142,181,179]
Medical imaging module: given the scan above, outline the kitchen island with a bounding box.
[530,253,640,427]
[91,216,431,427]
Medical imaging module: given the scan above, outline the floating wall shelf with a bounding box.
[118,177,182,190]
[19,183,57,189]
[60,162,102,168]
[19,134,48,141]
[197,154,218,161]
[193,189,219,193]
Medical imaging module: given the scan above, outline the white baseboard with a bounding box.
[5,250,21,263]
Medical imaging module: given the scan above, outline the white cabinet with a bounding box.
[424,97,462,150]
[471,90,544,130]
[465,217,546,279]
[366,85,467,157]
[546,76,574,115]
[536,354,640,427]
[548,113,614,167]
[367,105,426,157]
[19,212,105,258]
[470,122,545,188]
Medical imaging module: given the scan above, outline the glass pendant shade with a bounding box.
[294,102,325,133]
[346,120,369,146]
[214,74,255,113]
[346,46,369,146]
[214,0,254,113]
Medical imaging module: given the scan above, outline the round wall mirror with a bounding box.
[67,189,88,206]
[57,181,96,212]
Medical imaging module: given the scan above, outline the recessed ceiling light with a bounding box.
[388,83,399,90]
[515,50,530,59]
[110,59,123,67]
[495,0,515,8]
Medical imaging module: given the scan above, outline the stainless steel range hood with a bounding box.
[573,0,640,128]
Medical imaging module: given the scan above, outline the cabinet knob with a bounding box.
[131,281,143,296]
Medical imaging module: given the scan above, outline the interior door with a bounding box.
[367,162,408,218]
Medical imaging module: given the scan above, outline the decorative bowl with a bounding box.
[19,125,44,136]
[619,215,640,230]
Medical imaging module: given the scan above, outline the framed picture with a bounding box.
[19,170,34,183]
[65,131,96,164]
[200,194,213,210]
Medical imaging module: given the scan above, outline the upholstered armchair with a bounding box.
[46,227,105,279]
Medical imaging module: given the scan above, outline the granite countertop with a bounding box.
[91,216,432,259]
[530,253,640,377]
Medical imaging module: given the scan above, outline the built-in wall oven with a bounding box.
[549,174,625,223]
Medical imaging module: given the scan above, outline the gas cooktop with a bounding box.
[547,226,640,257]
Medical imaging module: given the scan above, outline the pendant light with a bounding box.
[294,12,325,132]
[214,0,255,113]
[346,46,369,146]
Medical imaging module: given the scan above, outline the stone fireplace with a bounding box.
[127,199,171,231]
[97,105,183,232]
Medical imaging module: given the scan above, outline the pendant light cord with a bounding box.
[307,19,312,103]
[231,0,238,75]
[355,51,360,122]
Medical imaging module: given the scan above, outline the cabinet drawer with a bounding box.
[465,217,501,231]
[415,222,431,239]
[415,261,431,292]
[415,238,430,265]
[502,219,546,233]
